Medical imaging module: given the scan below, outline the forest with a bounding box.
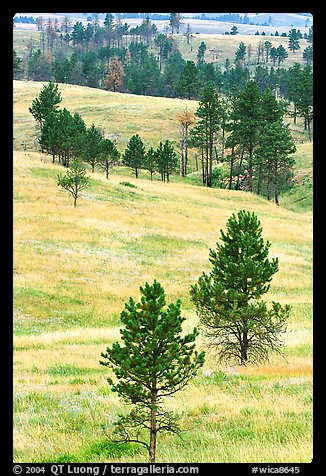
[13,14,313,102]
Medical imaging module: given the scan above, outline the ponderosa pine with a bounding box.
[190,210,290,366]
[100,280,205,463]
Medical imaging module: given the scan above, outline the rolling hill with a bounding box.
[13,81,313,463]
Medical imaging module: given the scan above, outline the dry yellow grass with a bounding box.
[175,33,310,69]
[13,81,312,463]
[13,80,198,152]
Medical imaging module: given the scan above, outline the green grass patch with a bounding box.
[119,181,138,188]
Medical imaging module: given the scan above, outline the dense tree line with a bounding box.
[14,39,312,100]
[13,16,37,24]
[13,14,313,103]
[189,80,298,204]
[29,80,300,205]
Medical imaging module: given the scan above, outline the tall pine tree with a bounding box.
[194,83,222,187]
[29,81,62,132]
[190,210,290,366]
[100,280,205,463]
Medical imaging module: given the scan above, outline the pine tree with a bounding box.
[39,110,60,162]
[122,134,145,178]
[143,147,157,180]
[255,88,292,198]
[302,45,313,65]
[97,138,120,179]
[80,124,104,173]
[288,29,300,53]
[234,41,246,66]
[13,49,23,79]
[29,81,62,132]
[276,45,288,66]
[57,158,90,207]
[100,280,205,463]
[169,13,182,34]
[56,108,80,167]
[177,60,198,100]
[194,83,222,187]
[197,41,207,67]
[255,121,296,203]
[155,140,177,182]
[190,210,290,366]
[230,80,262,191]
[296,65,313,141]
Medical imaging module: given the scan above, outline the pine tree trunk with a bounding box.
[221,127,225,160]
[248,145,253,192]
[236,146,245,190]
[229,146,235,190]
[240,331,248,365]
[257,164,263,195]
[149,389,157,463]
[267,162,273,201]
[274,172,279,205]
[307,117,312,141]
[201,148,205,184]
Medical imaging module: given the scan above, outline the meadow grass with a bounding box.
[13,80,198,154]
[13,28,309,71]
[13,79,313,208]
[13,82,313,463]
[13,149,312,463]
[13,29,41,55]
[173,33,310,70]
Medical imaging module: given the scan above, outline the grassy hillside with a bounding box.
[13,80,313,208]
[13,82,312,463]
[13,29,41,55]
[175,33,310,69]
[14,13,312,35]
[13,27,310,70]
[13,80,198,153]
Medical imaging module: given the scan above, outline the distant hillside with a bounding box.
[13,80,312,212]
[183,13,312,27]
[14,12,312,34]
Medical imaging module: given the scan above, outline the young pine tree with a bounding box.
[57,159,90,207]
[143,146,157,180]
[122,134,145,178]
[100,280,205,463]
[80,124,104,173]
[97,138,120,179]
[190,210,290,366]
[155,140,178,183]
